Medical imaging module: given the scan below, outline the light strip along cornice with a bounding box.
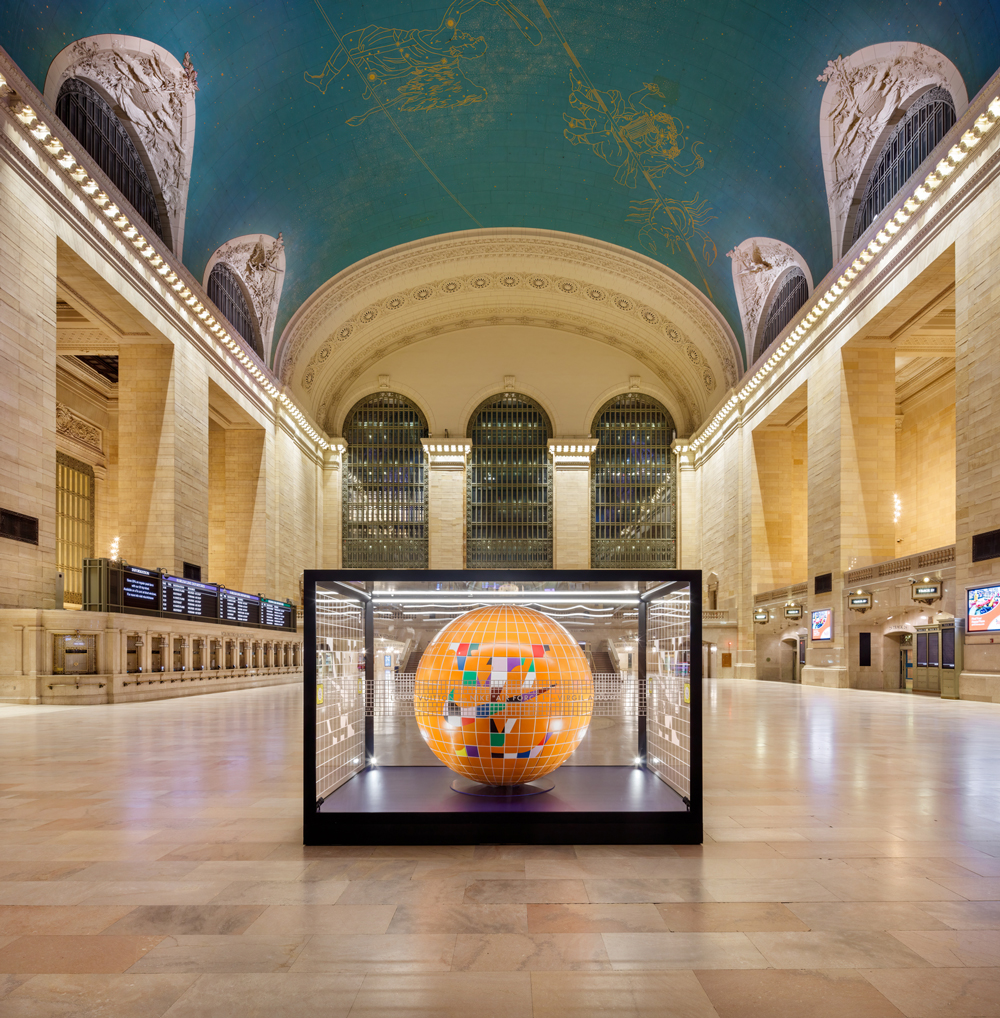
[686,80,1000,455]
[0,58,329,451]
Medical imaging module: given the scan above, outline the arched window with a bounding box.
[207,263,262,357]
[851,86,956,247]
[467,392,552,568]
[756,268,809,362]
[343,392,428,568]
[591,393,675,568]
[55,78,164,241]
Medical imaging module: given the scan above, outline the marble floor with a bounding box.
[1,681,1000,1017]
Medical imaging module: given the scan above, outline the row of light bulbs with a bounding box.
[689,94,1000,453]
[0,69,329,451]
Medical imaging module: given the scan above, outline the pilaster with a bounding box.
[548,440,598,570]
[421,440,472,569]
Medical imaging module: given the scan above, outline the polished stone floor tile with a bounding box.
[694,967,904,1017]
[889,929,1000,967]
[785,901,949,931]
[861,966,1000,1017]
[241,904,396,935]
[206,879,348,905]
[584,878,713,903]
[451,931,610,970]
[530,969,720,1017]
[464,878,588,904]
[129,934,309,973]
[387,903,528,933]
[346,971,532,1017]
[0,905,132,935]
[527,902,669,933]
[289,933,456,972]
[747,930,932,968]
[1,973,198,1018]
[601,931,769,969]
[161,972,364,1018]
[101,904,265,936]
[0,934,163,973]
[655,902,809,933]
[919,900,1000,929]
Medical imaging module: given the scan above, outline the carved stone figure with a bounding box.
[727,238,811,358]
[817,43,966,258]
[56,402,102,452]
[44,36,198,258]
[204,233,287,360]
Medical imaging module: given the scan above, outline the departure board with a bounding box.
[260,597,295,632]
[161,575,219,621]
[220,588,260,626]
[122,567,160,611]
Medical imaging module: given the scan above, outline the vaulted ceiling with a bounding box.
[4,0,1000,364]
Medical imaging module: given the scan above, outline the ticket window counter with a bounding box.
[914,624,957,695]
[282,644,289,667]
[192,639,204,671]
[150,636,166,673]
[225,640,234,670]
[292,644,300,668]
[263,644,271,668]
[126,634,143,674]
[238,641,248,669]
[210,639,221,670]
[251,643,259,669]
[53,634,96,675]
[173,638,186,672]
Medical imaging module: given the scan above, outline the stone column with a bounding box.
[672,440,700,571]
[321,440,346,569]
[421,440,472,569]
[803,345,896,688]
[548,440,598,569]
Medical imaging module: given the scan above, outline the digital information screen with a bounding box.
[220,588,261,626]
[122,567,160,611]
[811,608,833,641]
[968,584,1000,632]
[162,575,220,622]
[260,597,294,631]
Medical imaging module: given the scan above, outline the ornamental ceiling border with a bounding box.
[275,229,742,388]
[314,304,702,436]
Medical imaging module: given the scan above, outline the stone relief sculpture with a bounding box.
[816,42,966,259]
[56,402,102,453]
[44,36,198,259]
[204,234,286,362]
[726,238,812,359]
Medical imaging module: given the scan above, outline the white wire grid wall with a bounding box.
[646,590,692,798]
[315,592,365,800]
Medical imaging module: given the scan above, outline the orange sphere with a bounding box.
[414,605,594,785]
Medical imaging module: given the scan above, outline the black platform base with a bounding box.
[306,765,703,845]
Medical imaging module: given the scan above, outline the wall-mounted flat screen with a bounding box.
[122,567,160,611]
[967,584,1000,632]
[220,588,260,626]
[811,608,833,641]
[260,597,295,631]
[162,575,219,621]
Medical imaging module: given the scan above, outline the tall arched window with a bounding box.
[343,392,428,568]
[851,86,956,247]
[467,392,552,568]
[591,393,675,568]
[756,268,809,362]
[55,78,164,241]
[207,263,262,357]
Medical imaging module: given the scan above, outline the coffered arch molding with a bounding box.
[276,229,742,435]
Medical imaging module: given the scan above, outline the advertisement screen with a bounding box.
[811,608,833,641]
[162,575,219,621]
[122,567,160,611]
[220,588,261,626]
[967,584,1000,632]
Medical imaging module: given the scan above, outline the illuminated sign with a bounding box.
[220,588,261,626]
[912,580,942,603]
[122,566,160,611]
[915,586,939,596]
[753,609,769,623]
[260,597,295,632]
[783,604,802,619]
[161,575,219,621]
[968,584,1000,632]
[811,609,833,641]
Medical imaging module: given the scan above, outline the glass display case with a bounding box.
[304,570,701,844]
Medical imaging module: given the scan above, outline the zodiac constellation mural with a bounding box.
[563,72,718,271]
[305,0,542,126]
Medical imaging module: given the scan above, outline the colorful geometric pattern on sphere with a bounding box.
[414,605,594,785]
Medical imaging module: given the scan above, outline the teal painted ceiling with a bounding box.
[5,1,1000,362]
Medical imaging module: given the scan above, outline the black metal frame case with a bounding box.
[304,569,702,845]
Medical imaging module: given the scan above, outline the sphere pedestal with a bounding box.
[451,776,555,797]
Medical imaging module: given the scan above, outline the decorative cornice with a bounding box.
[421,439,472,469]
[56,401,102,452]
[548,439,598,468]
